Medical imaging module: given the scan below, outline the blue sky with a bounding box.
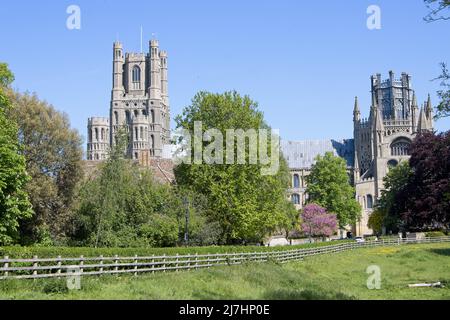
[0,0,449,147]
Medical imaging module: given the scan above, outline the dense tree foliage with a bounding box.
[0,63,32,245]
[306,152,361,229]
[399,131,450,230]
[367,208,385,235]
[376,132,450,232]
[301,203,337,241]
[73,135,220,247]
[374,161,413,232]
[174,91,295,243]
[6,91,83,245]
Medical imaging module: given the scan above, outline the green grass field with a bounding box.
[1,243,449,300]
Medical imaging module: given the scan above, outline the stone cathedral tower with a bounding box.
[87,39,170,163]
[353,71,434,236]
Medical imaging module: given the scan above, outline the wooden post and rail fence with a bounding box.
[1,236,449,280]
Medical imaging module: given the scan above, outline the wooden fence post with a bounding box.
[175,254,179,272]
[163,254,166,273]
[152,255,155,274]
[57,255,62,276]
[134,255,138,277]
[99,255,104,275]
[187,254,191,271]
[114,255,119,274]
[33,255,38,276]
[80,255,84,275]
[4,256,9,278]
[195,253,198,270]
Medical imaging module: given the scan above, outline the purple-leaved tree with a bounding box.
[301,203,337,242]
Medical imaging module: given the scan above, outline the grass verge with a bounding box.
[0,243,449,300]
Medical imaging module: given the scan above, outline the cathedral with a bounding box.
[282,71,434,236]
[86,42,434,237]
[87,39,171,164]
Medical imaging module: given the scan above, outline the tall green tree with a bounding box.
[72,133,215,248]
[397,132,450,230]
[375,161,413,233]
[306,152,361,229]
[6,91,83,245]
[174,91,295,243]
[0,63,32,245]
[376,132,450,232]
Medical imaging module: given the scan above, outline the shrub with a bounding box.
[425,231,446,238]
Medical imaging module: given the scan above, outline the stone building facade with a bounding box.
[282,71,434,237]
[87,39,171,163]
[281,139,355,211]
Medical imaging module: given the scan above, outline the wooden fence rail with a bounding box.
[1,236,449,280]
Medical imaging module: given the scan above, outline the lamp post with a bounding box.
[183,197,189,246]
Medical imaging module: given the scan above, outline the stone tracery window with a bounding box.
[132,66,141,89]
[291,193,300,205]
[390,138,411,156]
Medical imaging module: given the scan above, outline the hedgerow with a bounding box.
[0,240,351,258]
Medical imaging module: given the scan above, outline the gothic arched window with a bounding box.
[293,174,300,188]
[291,193,300,205]
[387,159,398,168]
[95,128,99,141]
[132,66,141,90]
[114,111,119,125]
[150,110,155,123]
[367,194,373,209]
[390,138,411,156]
[132,66,141,83]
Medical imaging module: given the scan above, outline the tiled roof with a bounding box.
[281,139,354,169]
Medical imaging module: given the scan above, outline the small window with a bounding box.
[132,66,141,90]
[132,66,141,83]
[150,110,155,123]
[150,134,155,149]
[291,194,300,205]
[293,174,300,188]
[387,159,398,168]
[367,194,373,209]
